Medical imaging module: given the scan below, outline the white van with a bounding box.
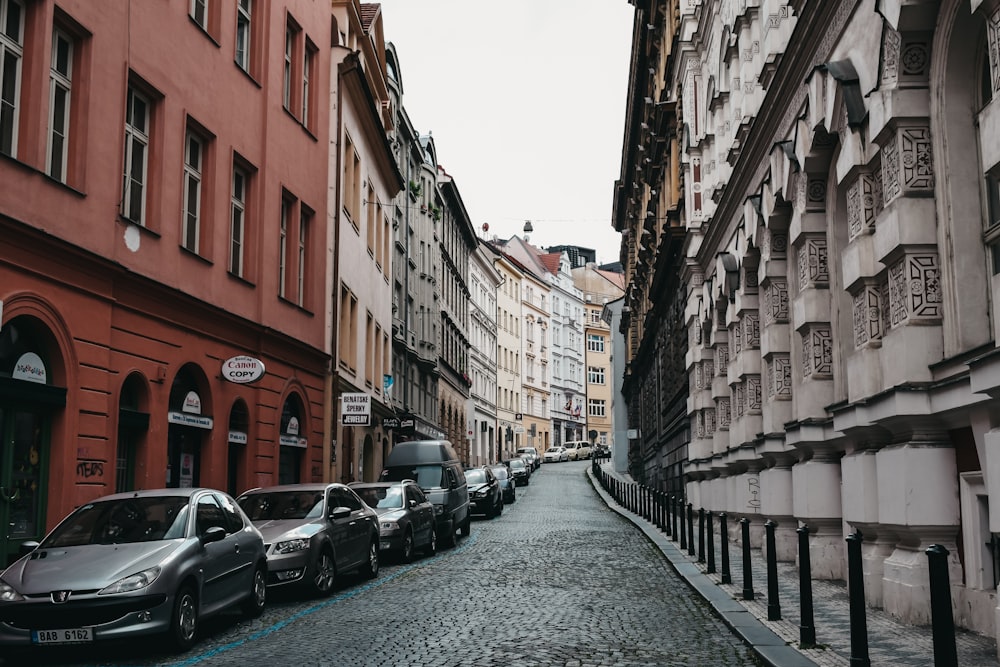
[563,440,591,461]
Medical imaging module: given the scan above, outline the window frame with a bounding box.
[122,84,151,225]
[46,27,73,182]
[182,130,204,253]
[235,0,252,72]
[0,0,25,158]
[229,160,250,278]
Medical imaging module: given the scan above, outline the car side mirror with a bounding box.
[330,506,351,520]
[19,540,39,556]
[200,526,226,545]
[408,499,417,508]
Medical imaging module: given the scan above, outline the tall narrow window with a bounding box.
[283,24,292,110]
[366,183,376,255]
[301,41,313,126]
[190,0,208,29]
[122,86,150,224]
[47,29,72,181]
[235,0,251,72]
[0,0,24,157]
[279,198,289,298]
[182,131,203,252]
[230,164,247,277]
[297,206,311,306]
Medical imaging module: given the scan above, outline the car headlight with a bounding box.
[99,566,161,595]
[380,520,400,531]
[473,490,487,498]
[0,579,24,602]
[432,504,444,515]
[274,538,310,554]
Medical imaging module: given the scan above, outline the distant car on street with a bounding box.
[516,446,540,470]
[464,466,504,519]
[489,464,516,503]
[592,443,611,458]
[543,446,569,463]
[505,458,530,486]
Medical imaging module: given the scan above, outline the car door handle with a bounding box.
[234,543,240,554]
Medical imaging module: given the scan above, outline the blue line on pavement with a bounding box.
[116,530,479,667]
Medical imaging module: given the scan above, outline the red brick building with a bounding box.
[0,0,333,564]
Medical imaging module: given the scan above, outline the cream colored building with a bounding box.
[573,264,625,448]
[486,243,526,461]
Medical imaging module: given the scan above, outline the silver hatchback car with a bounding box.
[0,488,267,652]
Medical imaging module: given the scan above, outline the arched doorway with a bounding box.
[279,393,306,484]
[166,364,213,488]
[227,400,250,496]
[116,372,150,492]
[0,315,67,565]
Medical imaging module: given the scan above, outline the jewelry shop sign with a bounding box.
[340,393,371,426]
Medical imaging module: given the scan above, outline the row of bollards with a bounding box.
[590,461,961,667]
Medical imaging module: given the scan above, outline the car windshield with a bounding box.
[509,459,525,470]
[383,465,444,488]
[354,486,403,509]
[238,490,324,521]
[465,469,487,484]
[42,496,191,547]
[489,467,509,480]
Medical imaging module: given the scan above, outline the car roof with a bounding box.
[239,483,343,495]
[86,487,219,502]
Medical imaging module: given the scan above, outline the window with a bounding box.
[283,23,293,109]
[366,182,376,255]
[182,131,203,252]
[230,162,249,277]
[302,39,316,128]
[122,85,150,224]
[343,134,360,225]
[297,205,311,305]
[588,399,606,417]
[339,284,358,371]
[279,197,290,298]
[1,0,24,157]
[235,0,251,71]
[47,29,72,181]
[587,334,606,353]
[365,312,374,387]
[588,366,605,385]
[190,0,208,29]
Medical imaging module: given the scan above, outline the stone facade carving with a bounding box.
[989,8,1000,96]
[718,397,731,429]
[734,320,743,354]
[743,312,760,348]
[886,253,942,326]
[717,343,729,371]
[797,236,829,289]
[747,374,762,412]
[852,285,883,348]
[771,354,792,399]
[735,382,746,417]
[705,407,716,435]
[763,279,789,325]
[802,325,833,378]
[881,126,934,205]
[847,171,879,241]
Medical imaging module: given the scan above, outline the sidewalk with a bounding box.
[588,463,999,667]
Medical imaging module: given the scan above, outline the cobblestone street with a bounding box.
[6,461,758,667]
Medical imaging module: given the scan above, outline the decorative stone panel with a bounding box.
[734,320,743,354]
[881,126,934,205]
[695,362,704,391]
[704,358,714,379]
[797,236,829,290]
[888,253,942,327]
[852,285,883,349]
[762,230,788,262]
[771,354,792,399]
[717,344,730,371]
[743,312,760,349]
[806,178,827,211]
[802,325,833,378]
[735,382,746,418]
[695,411,705,438]
[746,375,762,413]
[705,408,716,435]
[763,279,788,325]
[847,172,879,241]
[718,397,731,429]
[880,276,891,335]
[880,27,902,88]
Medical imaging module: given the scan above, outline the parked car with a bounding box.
[489,464,516,503]
[543,446,568,463]
[237,483,379,597]
[516,446,540,470]
[464,466,503,518]
[518,454,535,479]
[381,440,470,547]
[593,443,610,458]
[505,457,530,486]
[350,481,436,563]
[0,488,267,652]
[564,440,592,460]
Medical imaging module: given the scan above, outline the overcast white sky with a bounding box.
[376,0,635,266]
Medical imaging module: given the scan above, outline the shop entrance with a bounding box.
[0,408,47,566]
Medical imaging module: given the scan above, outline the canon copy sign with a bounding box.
[221,356,266,384]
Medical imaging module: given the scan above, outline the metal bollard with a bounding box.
[698,508,706,563]
[740,518,754,600]
[679,499,688,550]
[720,512,731,584]
[664,492,671,536]
[707,510,716,574]
[926,544,958,667]
[687,503,696,557]
[797,525,816,646]
[672,496,681,543]
[846,530,871,667]
[765,520,781,620]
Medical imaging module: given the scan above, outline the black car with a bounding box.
[505,458,530,486]
[593,443,611,458]
[464,466,503,518]
[489,464,516,503]
[350,481,437,562]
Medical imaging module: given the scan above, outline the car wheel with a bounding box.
[361,539,379,580]
[313,547,337,596]
[401,529,415,564]
[168,585,198,652]
[425,527,437,556]
[241,563,267,617]
[460,515,471,537]
[440,525,456,548]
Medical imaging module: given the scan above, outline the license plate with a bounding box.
[32,628,93,644]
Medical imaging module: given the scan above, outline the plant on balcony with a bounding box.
[408,180,422,199]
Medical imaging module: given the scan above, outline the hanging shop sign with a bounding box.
[12,352,46,384]
[228,431,248,445]
[168,411,213,429]
[340,393,371,426]
[222,355,266,384]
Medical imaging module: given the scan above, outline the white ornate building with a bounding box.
[469,240,501,465]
